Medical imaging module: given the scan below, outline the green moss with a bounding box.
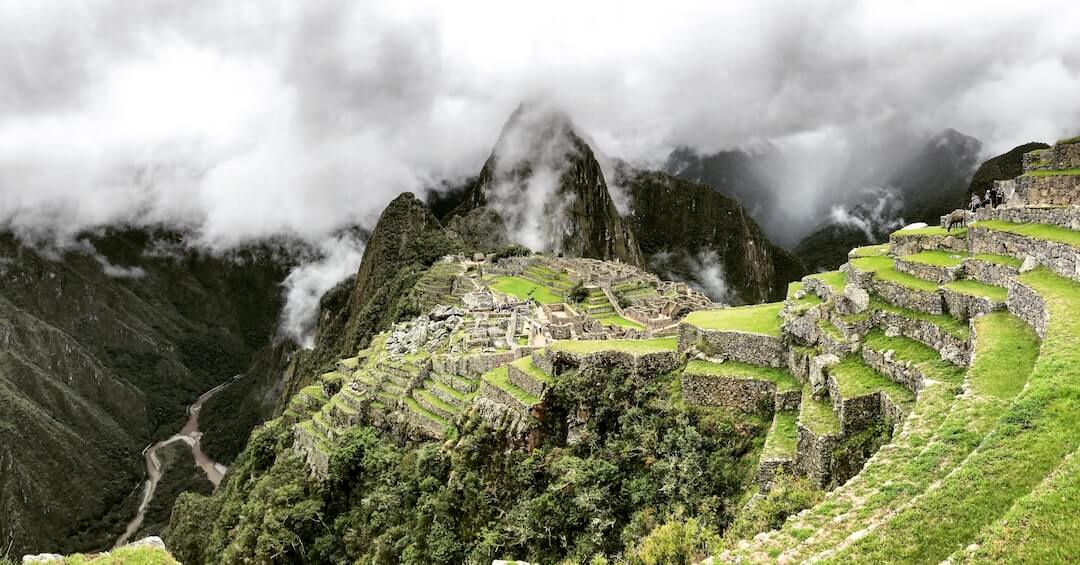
[973,220,1080,248]
[549,337,677,355]
[807,270,847,292]
[850,244,891,258]
[488,275,563,304]
[683,303,784,337]
[943,280,1008,302]
[1023,168,1080,177]
[799,389,840,436]
[511,356,553,384]
[902,250,969,268]
[970,253,1022,268]
[684,359,800,392]
[762,410,799,458]
[829,356,915,405]
[892,226,966,237]
[848,256,894,274]
[481,366,540,405]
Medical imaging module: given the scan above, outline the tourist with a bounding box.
[970,193,982,211]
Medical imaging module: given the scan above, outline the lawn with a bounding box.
[488,275,563,304]
[807,270,847,291]
[594,313,646,330]
[684,359,801,392]
[869,297,970,340]
[902,250,969,268]
[762,410,799,458]
[511,356,553,384]
[829,355,915,405]
[892,226,966,237]
[862,330,965,383]
[548,337,678,355]
[849,256,894,274]
[875,266,941,292]
[799,388,840,435]
[850,243,891,258]
[481,366,540,405]
[971,253,1022,268]
[943,280,1008,302]
[683,303,784,336]
[1023,168,1080,177]
[972,220,1080,248]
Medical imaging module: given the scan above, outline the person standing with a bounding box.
[970,193,982,211]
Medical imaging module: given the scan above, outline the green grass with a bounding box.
[862,330,962,380]
[826,275,1067,563]
[787,282,824,313]
[548,337,678,355]
[874,266,940,292]
[1056,134,1080,144]
[414,389,459,415]
[481,366,540,405]
[829,356,915,405]
[943,280,1008,302]
[684,359,801,392]
[848,256,894,274]
[427,379,466,400]
[404,396,449,426]
[1023,168,1080,177]
[683,303,784,336]
[972,220,1080,248]
[807,270,847,292]
[870,297,970,341]
[762,410,799,458]
[970,253,1022,268]
[63,545,181,564]
[594,313,646,330]
[511,356,552,384]
[799,389,840,435]
[488,275,563,304]
[850,243,891,258]
[892,226,966,237]
[901,250,969,268]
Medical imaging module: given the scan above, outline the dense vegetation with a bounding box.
[169,367,767,564]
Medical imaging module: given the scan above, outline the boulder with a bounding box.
[840,284,870,315]
[1019,255,1039,273]
[809,353,840,396]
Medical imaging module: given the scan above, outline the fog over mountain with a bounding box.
[3,0,1080,337]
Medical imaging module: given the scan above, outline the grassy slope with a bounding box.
[829,356,915,405]
[684,359,800,392]
[489,275,564,304]
[799,389,840,435]
[827,270,1077,563]
[943,280,1008,301]
[973,220,1080,248]
[762,411,799,458]
[683,303,783,337]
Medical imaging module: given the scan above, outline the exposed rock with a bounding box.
[809,353,840,396]
[841,284,870,315]
[1020,255,1038,273]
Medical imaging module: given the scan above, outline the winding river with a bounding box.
[115,375,240,548]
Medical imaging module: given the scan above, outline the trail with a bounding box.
[114,375,241,548]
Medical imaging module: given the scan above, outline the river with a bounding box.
[115,375,240,548]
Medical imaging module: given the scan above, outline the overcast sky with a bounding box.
[2,0,1079,247]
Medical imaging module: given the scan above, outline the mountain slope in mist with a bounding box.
[0,229,296,555]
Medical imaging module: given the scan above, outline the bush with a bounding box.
[629,518,721,565]
[568,282,590,304]
[721,475,824,544]
[493,244,533,260]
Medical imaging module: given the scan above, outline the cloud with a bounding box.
[1,0,1079,276]
[279,233,366,347]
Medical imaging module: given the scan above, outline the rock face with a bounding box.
[455,104,643,267]
[619,168,805,303]
[965,141,1050,203]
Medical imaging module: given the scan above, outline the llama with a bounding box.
[945,210,968,232]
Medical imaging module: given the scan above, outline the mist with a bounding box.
[3,0,1080,341]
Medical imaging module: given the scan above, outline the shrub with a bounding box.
[493,244,533,260]
[721,475,824,544]
[629,518,721,565]
[568,282,590,303]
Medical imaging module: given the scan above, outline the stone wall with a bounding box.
[678,324,785,367]
[681,373,776,412]
[871,309,971,366]
[977,205,1080,231]
[1023,143,1080,170]
[795,424,841,488]
[968,226,1080,283]
[537,348,680,380]
[801,276,837,301]
[292,423,330,479]
[1007,278,1049,339]
[889,232,967,256]
[508,364,547,398]
[895,257,962,283]
[942,287,1003,320]
[870,279,944,315]
[1014,174,1080,207]
[775,388,802,411]
[860,346,925,394]
[962,257,1018,286]
[786,347,813,383]
[757,457,795,490]
[433,351,519,377]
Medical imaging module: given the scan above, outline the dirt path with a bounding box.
[114,375,240,548]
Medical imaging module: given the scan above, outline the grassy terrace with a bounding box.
[862,330,965,383]
[787,282,824,313]
[482,366,540,405]
[428,378,467,400]
[762,410,799,459]
[683,359,800,392]
[848,255,894,274]
[511,356,552,384]
[971,252,1022,268]
[807,270,847,292]
[594,313,646,330]
[901,250,969,268]
[404,396,449,426]
[683,303,784,337]
[851,243,891,257]
[1023,168,1080,177]
[548,337,677,355]
[488,275,563,304]
[874,266,940,292]
[799,389,840,435]
[892,225,966,237]
[972,219,1080,248]
[827,274,1071,563]
[829,356,915,405]
[943,280,1008,302]
[60,545,181,564]
[869,297,970,341]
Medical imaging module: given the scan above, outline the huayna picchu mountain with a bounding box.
[158,135,1080,564]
